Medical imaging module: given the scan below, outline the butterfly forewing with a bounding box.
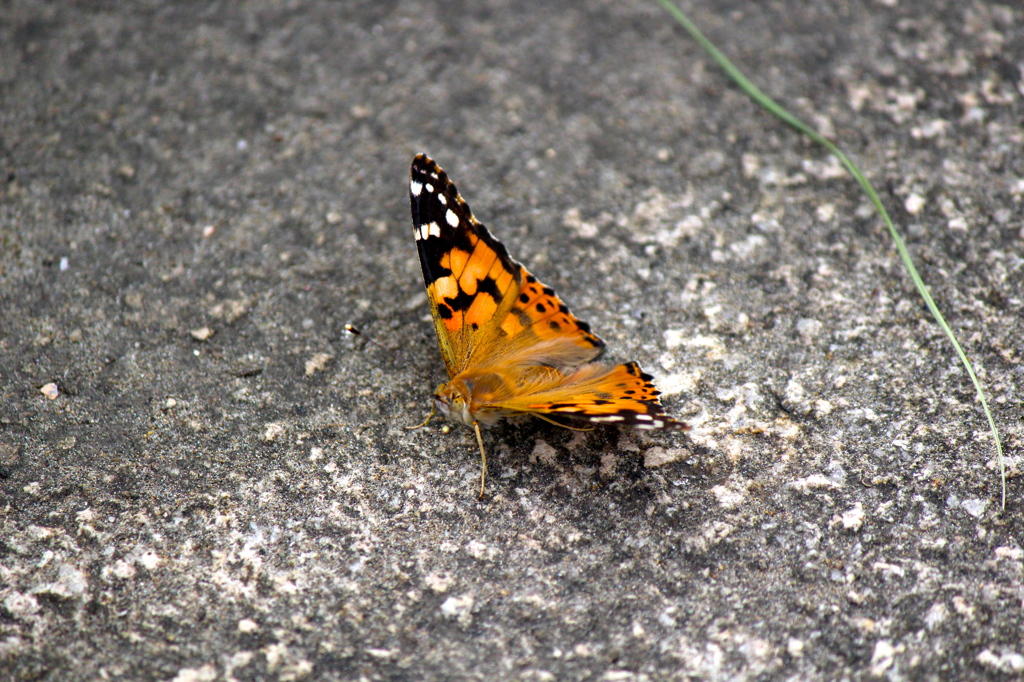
[410,155,512,375]
[410,154,603,376]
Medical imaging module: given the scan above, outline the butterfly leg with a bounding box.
[407,406,437,430]
[473,421,487,499]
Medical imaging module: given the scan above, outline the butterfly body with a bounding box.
[409,154,686,493]
[433,373,513,428]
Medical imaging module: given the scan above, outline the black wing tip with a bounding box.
[411,154,453,186]
[630,408,690,430]
[411,152,438,173]
[654,415,691,431]
[409,154,462,207]
[410,154,450,192]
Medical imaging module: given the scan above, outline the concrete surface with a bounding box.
[1,0,1022,679]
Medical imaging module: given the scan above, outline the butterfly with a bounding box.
[409,153,688,496]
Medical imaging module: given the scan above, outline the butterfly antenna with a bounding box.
[531,412,594,432]
[344,324,388,350]
[407,406,436,430]
[473,421,487,499]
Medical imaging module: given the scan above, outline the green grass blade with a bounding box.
[652,0,1006,509]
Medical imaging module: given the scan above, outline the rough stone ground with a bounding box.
[1,1,1022,680]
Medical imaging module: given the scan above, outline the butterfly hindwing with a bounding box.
[501,268,604,363]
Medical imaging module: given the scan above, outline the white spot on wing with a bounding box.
[410,180,423,197]
[445,209,459,227]
[416,223,440,240]
[635,414,654,421]
[437,194,447,205]
[590,415,625,423]
[425,183,435,193]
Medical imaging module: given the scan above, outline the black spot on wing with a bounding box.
[477,276,501,301]
[445,288,477,313]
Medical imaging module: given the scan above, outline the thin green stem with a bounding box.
[653,0,1005,508]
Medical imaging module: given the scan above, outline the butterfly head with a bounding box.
[434,381,474,427]
[434,376,508,428]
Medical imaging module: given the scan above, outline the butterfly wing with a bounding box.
[410,154,604,377]
[479,361,688,429]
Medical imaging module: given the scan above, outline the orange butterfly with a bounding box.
[409,154,687,495]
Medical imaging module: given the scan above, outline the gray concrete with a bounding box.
[1,1,1021,679]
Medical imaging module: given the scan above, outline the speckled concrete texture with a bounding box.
[1,1,1022,680]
